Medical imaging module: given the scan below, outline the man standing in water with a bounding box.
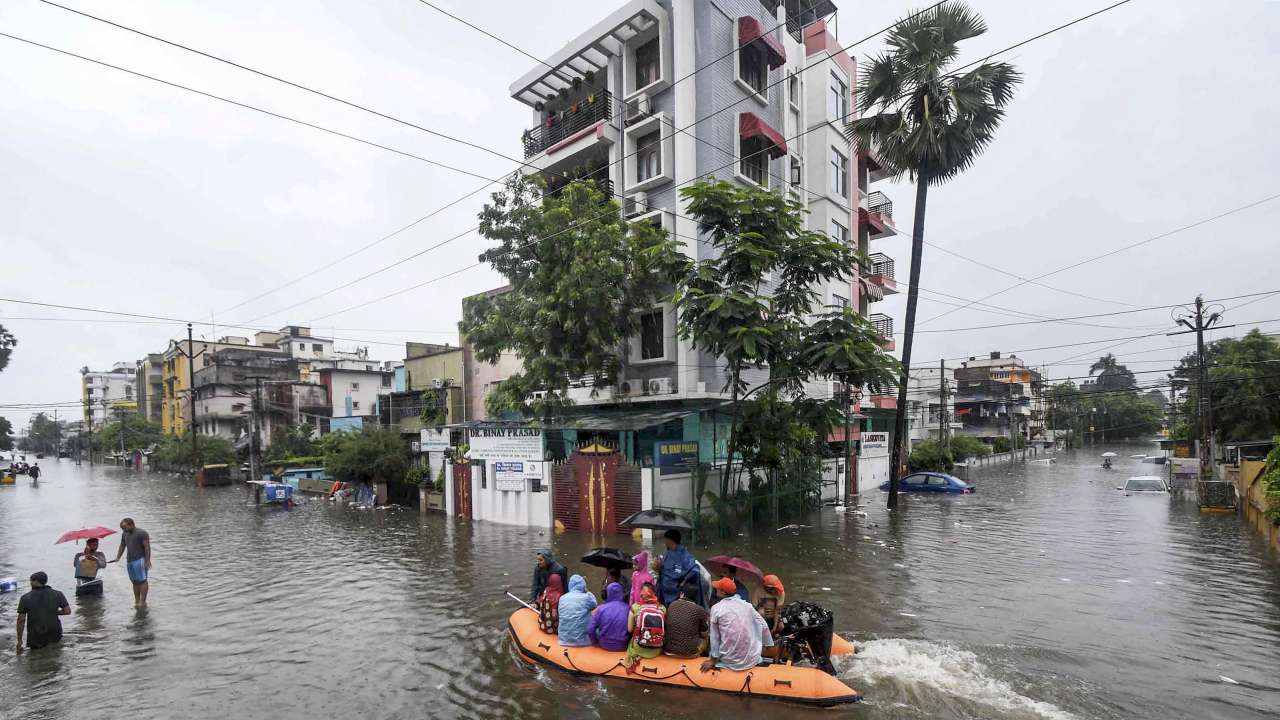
[15,571,70,653]
[109,518,151,608]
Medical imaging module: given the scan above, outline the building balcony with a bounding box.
[522,89,615,159]
[861,148,892,184]
[865,252,898,297]
[870,312,895,351]
[869,394,897,411]
[859,191,897,239]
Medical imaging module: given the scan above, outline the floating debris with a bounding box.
[1218,675,1240,685]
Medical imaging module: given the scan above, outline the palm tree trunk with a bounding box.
[887,167,929,510]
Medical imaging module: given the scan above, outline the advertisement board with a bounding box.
[421,428,451,452]
[469,427,544,462]
[655,440,699,475]
[861,432,889,456]
[493,460,542,492]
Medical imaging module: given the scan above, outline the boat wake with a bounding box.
[843,639,1076,720]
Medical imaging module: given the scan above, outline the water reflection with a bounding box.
[1,451,1278,719]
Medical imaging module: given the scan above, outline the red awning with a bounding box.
[739,112,788,158]
[738,16,786,69]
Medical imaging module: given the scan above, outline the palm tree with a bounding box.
[1089,353,1120,378]
[846,1,1019,509]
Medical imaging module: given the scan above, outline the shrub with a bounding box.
[321,426,410,485]
[949,435,991,461]
[908,440,953,473]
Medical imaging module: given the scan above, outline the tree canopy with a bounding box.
[1170,329,1280,442]
[0,324,15,374]
[1087,353,1137,392]
[93,414,163,453]
[460,175,681,417]
[263,423,319,464]
[0,416,13,451]
[321,426,409,486]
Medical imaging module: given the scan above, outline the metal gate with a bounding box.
[452,462,472,519]
[552,443,641,535]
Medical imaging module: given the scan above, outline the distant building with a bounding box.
[161,335,280,436]
[954,352,1044,444]
[461,286,523,422]
[135,354,164,424]
[80,362,137,427]
[905,366,961,446]
[319,366,392,427]
[191,347,298,441]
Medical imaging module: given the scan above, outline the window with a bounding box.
[738,44,767,95]
[639,308,664,360]
[832,293,850,309]
[312,343,323,352]
[635,38,660,90]
[829,219,849,245]
[740,137,768,186]
[829,147,849,198]
[790,156,802,187]
[828,71,848,122]
[636,130,661,182]
[352,401,361,411]
[298,343,304,351]
[788,73,799,106]
[351,382,360,391]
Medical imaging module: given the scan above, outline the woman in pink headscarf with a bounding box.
[630,550,656,606]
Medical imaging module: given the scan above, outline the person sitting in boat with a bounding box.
[755,574,785,636]
[73,538,107,597]
[530,549,569,604]
[624,582,665,673]
[536,573,564,634]
[662,583,710,659]
[586,582,631,651]
[556,574,597,647]
[659,530,704,607]
[600,566,626,602]
[710,565,750,605]
[628,550,655,606]
[701,577,773,673]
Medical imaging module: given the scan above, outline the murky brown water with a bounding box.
[2,450,1279,719]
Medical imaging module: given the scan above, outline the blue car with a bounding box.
[879,472,974,494]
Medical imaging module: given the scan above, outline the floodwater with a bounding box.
[2,449,1278,719]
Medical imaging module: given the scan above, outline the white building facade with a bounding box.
[80,362,137,427]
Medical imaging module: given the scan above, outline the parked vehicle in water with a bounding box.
[1119,475,1168,495]
[879,472,974,494]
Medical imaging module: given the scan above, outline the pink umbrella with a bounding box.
[706,555,764,584]
[55,527,117,545]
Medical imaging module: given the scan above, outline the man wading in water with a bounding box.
[109,518,151,608]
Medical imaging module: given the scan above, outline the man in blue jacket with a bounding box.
[556,575,597,647]
[659,529,704,607]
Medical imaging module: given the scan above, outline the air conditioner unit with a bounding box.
[647,377,673,395]
[625,94,651,124]
[530,390,548,401]
[624,191,649,218]
[617,379,637,396]
[432,378,445,389]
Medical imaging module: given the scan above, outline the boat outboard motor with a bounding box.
[779,601,836,675]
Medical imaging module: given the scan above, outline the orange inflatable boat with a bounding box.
[508,608,861,706]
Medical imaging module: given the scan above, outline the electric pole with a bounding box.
[1169,295,1231,500]
[176,323,207,466]
[245,375,273,483]
[938,360,948,455]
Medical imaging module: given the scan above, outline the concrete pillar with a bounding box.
[375,482,387,506]
[444,461,455,516]
[419,487,428,514]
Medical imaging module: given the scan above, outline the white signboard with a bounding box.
[469,428,544,462]
[861,432,889,456]
[421,428,451,452]
[493,461,542,492]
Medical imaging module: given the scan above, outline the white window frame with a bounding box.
[828,70,849,123]
[830,218,849,245]
[635,129,662,183]
[623,25,670,102]
[831,292,850,310]
[788,72,800,111]
[628,303,676,365]
[735,112,774,189]
[630,208,674,237]
[733,18,769,107]
[829,146,849,201]
[624,113,673,193]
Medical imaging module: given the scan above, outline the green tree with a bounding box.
[461,175,680,417]
[950,435,991,461]
[0,324,14,373]
[908,439,953,472]
[152,432,236,467]
[846,0,1020,508]
[672,180,900,498]
[20,412,64,454]
[321,426,410,486]
[1088,353,1136,392]
[0,416,13,451]
[92,414,163,453]
[263,423,318,464]
[1171,329,1280,442]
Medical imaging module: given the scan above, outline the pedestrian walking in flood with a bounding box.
[28,463,40,482]
[109,518,151,608]
[15,571,70,653]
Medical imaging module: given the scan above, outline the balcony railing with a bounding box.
[870,312,894,338]
[547,174,614,205]
[867,191,893,222]
[522,90,614,159]
[868,252,895,280]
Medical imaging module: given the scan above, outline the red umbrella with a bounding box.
[55,527,117,545]
[706,555,764,584]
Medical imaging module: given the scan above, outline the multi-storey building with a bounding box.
[161,335,283,436]
[905,366,962,446]
[80,362,137,427]
[506,0,897,490]
[135,353,164,424]
[954,351,1044,444]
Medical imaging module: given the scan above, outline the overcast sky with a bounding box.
[2,0,1279,432]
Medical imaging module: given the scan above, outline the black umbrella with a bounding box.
[581,547,633,570]
[619,508,692,531]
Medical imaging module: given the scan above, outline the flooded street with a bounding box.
[3,450,1279,720]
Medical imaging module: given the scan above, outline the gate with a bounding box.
[552,443,641,535]
[452,462,473,519]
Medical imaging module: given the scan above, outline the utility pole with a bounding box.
[175,324,207,466]
[1169,295,1231,497]
[117,406,126,458]
[245,375,272,483]
[842,377,852,502]
[938,360,948,455]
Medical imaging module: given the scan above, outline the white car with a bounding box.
[1119,475,1168,495]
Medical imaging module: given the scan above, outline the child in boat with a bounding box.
[625,582,666,673]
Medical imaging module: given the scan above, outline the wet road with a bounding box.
[2,450,1278,719]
